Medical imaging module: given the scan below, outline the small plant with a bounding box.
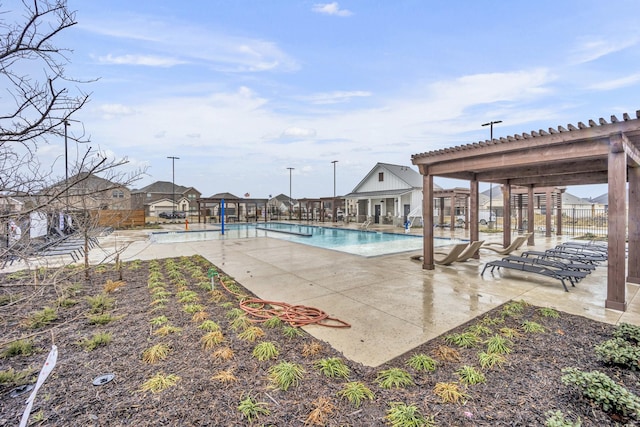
[191,311,209,323]
[253,342,279,361]
[88,313,123,325]
[595,338,640,370]
[177,290,199,303]
[406,354,437,372]
[433,382,468,404]
[385,402,434,427]
[198,320,221,332]
[201,331,225,349]
[614,322,640,343]
[219,301,234,309]
[0,367,34,386]
[86,294,115,314]
[337,381,374,407]
[561,367,640,420]
[210,369,237,384]
[104,279,126,293]
[544,410,582,427]
[2,339,35,358]
[478,351,506,369]
[283,326,304,338]
[226,307,245,320]
[485,334,512,355]
[522,321,546,333]
[538,307,560,318]
[153,325,182,336]
[230,315,251,331]
[456,365,486,385]
[499,327,522,338]
[480,315,505,326]
[263,316,283,329]
[375,368,414,389]
[79,332,112,351]
[501,300,527,318]
[238,326,265,342]
[150,315,169,326]
[238,395,270,423]
[302,342,323,357]
[139,372,180,393]
[208,289,224,302]
[433,345,461,363]
[305,396,336,426]
[444,331,481,348]
[211,347,234,361]
[142,343,170,363]
[466,324,493,336]
[183,303,205,314]
[268,361,305,391]
[24,307,57,329]
[315,357,350,379]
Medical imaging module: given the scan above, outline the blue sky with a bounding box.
[22,0,640,199]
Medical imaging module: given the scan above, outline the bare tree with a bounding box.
[0,1,146,271]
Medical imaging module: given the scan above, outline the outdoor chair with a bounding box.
[481,257,574,292]
[480,234,530,255]
[455,240,484,262]
[411,242,470,266]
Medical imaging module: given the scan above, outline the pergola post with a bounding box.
[502,184,512,247]
[470,179,479,258]
[629,166,640,284]
[545,189,552,237]
[422,173,434,270]
[606,136,627,311]
[527,186,535,245]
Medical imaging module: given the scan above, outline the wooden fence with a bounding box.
[90,209,145,228]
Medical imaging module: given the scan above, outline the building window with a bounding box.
[378,172,384,182]
[112,190,124,198]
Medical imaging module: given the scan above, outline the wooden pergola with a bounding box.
[411,110,640,311]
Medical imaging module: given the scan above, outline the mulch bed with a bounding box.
[0,255,638,426]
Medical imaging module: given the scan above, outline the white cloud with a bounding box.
[97,53,186,67]
[312,2,353,17]
[95,103,135,120]
[570,37,638,64]
[588,73,640,91]
[281,127,317,139]
[305,91,372,105]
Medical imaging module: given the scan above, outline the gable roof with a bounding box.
[351,163,425,192]
[132,181,198,195]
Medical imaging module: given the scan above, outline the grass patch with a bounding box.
[375,368,414,389]
[2,339,36,358]
[139,373,180,393]
[252,342,279,361]
[78,332,112,351]
[142,343,171,364]
[268,361,305,391]
[315,357,350,379]
[337,381,374,407]
[24,307,57,329]
[237,395,270,423]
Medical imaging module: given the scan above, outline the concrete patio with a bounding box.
[14,222,640,367]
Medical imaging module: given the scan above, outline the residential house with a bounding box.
[344,163,430,225]
[131,181,201,216]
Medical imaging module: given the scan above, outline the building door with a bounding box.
[374,205,381,224]
[403,204,410,223]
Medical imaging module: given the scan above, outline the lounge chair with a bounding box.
[360,219,371,229]
[410,242,470,266]
[481,257,575,292]
[455,240,484,262]
[480,234,530,255]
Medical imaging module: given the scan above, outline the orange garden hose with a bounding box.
[218,279,351,328]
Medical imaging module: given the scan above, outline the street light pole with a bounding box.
[287,167,294,220]
[331,160,338,222]
[64,120,70,186]
[481,120,502,223]
[167,156,179,214]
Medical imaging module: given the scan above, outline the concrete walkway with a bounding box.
[10,222,640,367]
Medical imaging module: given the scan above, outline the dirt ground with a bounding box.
[0,255,638,426]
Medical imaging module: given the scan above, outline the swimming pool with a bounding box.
[150,223,463,257]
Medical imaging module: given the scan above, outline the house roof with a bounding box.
[351,163,425,192]
[132,181,199,195]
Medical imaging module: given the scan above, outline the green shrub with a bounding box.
[337,382,374,407]
[485,334,512,355]
[561,367,640,420]
[538,307,560,318]
[522,320,545,333]
[2,339,36,358]
[237,395,270,422]
[595,338,640,370]
[252,342,279,361]
[544,410,581,427]
[406,354,437,372]
[385,402,434,427]
[478,351,506,369]
[444,332,481,348]
[268,361,305,391]
[315,357,350,379]
[86,294,115,314]
[456,365,485,385]
[375,368,413,389]
[614,322,640,343]
[79,332,112,351]
[24,307,57,329]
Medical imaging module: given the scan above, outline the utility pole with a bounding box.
[167,156,180,214]
[332,160,338,221]
[287,167,294,220]
[481,120,502,225]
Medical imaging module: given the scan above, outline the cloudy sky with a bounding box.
[21,0,640,198]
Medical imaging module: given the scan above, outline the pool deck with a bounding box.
[11,221,640,367]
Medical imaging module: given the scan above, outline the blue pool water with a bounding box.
[151,222,462,257]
